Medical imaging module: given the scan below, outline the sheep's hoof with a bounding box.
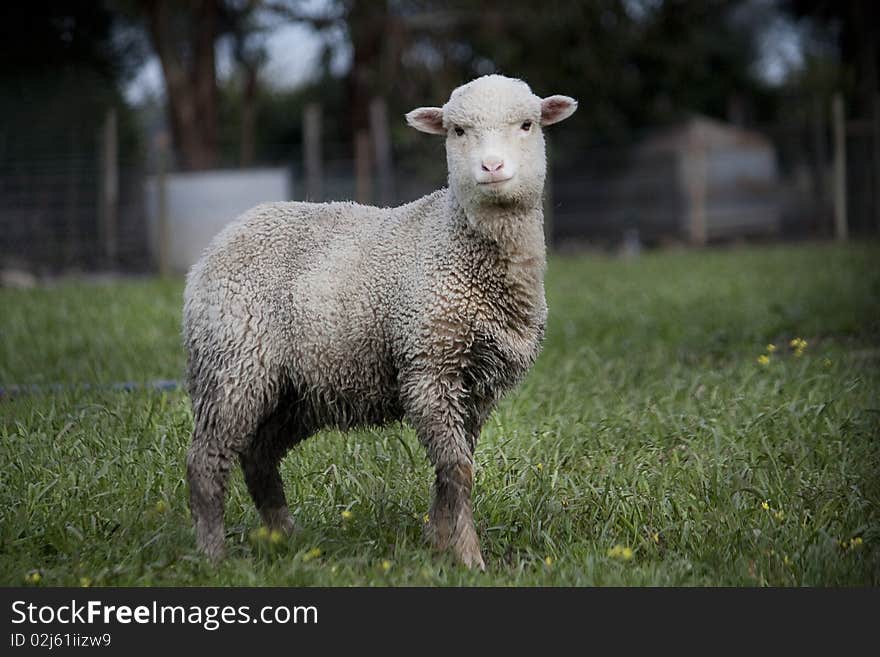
[425,513,485,570]
[452,533,486,571]
[194,522,226,563]
[263,508,296,535]
[198,538,226,563]
[456,545,486,571]
[206,546,225,563]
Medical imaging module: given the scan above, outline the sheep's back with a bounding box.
[182,194,445,419]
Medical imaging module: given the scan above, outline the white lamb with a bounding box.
[183,74,577,568]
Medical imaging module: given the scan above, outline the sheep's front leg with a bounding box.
[407,377,485,570]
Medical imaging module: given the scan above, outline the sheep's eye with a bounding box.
[454,126,465,136]
[521,120,532,131]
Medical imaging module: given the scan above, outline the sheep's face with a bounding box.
[406,75,577,211]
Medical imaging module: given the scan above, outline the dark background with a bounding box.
[1,0,878,273]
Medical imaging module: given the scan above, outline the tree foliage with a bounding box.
[244,0,771,165]
[0,1,147,161]
[780,0,879,117]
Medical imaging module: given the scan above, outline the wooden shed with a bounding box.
[552,116,782,246]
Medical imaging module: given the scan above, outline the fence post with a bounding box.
[355,130,372,204]
[370,97,394,206]
[303,103,323,201]
[874,93,880,234]
[156,133,170,277]
[65,130,80,268]
[683,143,708,246]
[99,108,119,266]
[811,95,828,218]
[832,93,848,241]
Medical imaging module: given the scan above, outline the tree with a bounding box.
[228,2,268,167]
[782,0,879,117]
[371,0,766,157]
[140,0,221,170]
[0,2,149,270]
[0,1,147,159]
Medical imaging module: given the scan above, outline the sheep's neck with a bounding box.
[451,192,547,317]
[453,193,547,269]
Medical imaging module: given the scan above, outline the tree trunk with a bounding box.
[240,63,258,167]
[346,1,389,141]
[142,0,219,171]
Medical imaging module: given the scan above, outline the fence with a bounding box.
[1,94,878,277]
[0,157,150,274]
[0,109,151,275]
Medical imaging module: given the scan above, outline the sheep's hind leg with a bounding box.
[240,406,306,534]
[429,459,484,570]
[187,400,237,562]
[187,377,272,561]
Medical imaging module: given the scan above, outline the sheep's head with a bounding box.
[406,75,577,212]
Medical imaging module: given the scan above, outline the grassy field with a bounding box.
[1,242,878,586]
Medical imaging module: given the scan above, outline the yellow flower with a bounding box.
[761,500,770,511]
[757,354,770,366]
[607,544,633,560]
[381,559,392,573]
[766,344,777,353]
[341,510,353,521]
[544,556,554,567]
[561,498,569,508]
[850,537,863,549]
[302,547,322,562]
[25,571,42,584]
[154,500,167,513]
[773,510,784,522]
[79,576,92,587]
[269,529,283,544]
[423,514,430,524]
[652,532,660,544]
[536,463,543,472]
[790,338,807,357]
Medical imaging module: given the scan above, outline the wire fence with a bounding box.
[0,156,150,274]
[1,102,877,277]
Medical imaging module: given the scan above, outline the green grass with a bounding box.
[1,243,878,586]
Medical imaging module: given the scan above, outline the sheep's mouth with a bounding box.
[477,176,513,186]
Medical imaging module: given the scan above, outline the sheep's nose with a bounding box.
[481,158,504,172]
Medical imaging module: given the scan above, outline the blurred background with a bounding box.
[1,0,878,278]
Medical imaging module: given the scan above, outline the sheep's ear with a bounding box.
[405,107,446,135]
[540,95,578,126]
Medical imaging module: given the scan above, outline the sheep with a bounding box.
[183,74,577,569]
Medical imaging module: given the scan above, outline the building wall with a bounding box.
[552,135,781,247]
[144,168,291,273]
[703,147,781,239]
